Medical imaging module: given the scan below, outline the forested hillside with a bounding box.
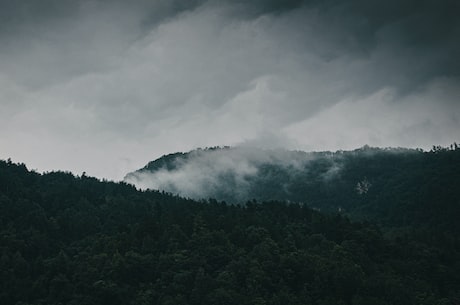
[1,157,460,304]
[126,146,460,231]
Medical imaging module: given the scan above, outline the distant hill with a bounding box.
[125,145,460,230]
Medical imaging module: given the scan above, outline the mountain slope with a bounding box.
[125,146,460,230]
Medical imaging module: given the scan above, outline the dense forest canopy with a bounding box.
[1,146,460,304]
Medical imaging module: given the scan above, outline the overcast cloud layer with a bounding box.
[1,0,459,180]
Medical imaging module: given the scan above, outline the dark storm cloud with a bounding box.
[0,0,459,180]
[292,0,460,94]
[1,0,458,90]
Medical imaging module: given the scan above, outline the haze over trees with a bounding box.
[1,146,460,304]
[126,145,460,230]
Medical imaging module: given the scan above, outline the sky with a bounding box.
[0,0,459,181]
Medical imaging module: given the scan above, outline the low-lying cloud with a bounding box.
[125,147,316,201]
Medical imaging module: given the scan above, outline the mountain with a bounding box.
[1,157,460,304]
[125,145,460,230]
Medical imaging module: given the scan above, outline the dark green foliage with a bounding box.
[0,154,459,304]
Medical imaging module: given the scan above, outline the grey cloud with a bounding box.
[0,0,210,90]
[284,78,460,151]
[0,0,459,180]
